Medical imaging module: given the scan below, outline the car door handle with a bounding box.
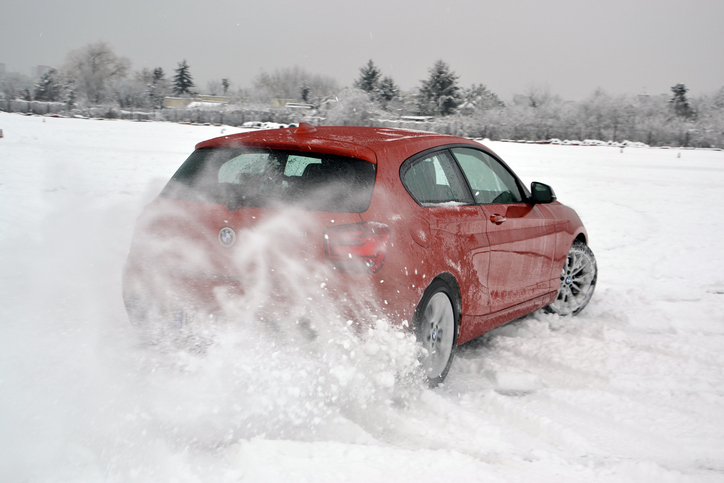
[490,214,507,225]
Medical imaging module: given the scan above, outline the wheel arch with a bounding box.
[429,272,462,338]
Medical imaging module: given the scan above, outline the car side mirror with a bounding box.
[531,182,557,204]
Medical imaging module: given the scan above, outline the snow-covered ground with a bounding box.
[1,112,723,482]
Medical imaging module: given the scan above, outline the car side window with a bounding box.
[451,148,523,204]
[401,151,472,205]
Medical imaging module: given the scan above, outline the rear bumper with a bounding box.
[121,257,416,327]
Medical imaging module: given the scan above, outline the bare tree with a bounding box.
[62,41,130,105]
[253,66,338,103]
[108,77,148,109]
[148,68,170,109]
[522,83,554,109]
[0,71,34,100]
[206,79,222,96]
[323,88,380,126]
[462,84,504,111]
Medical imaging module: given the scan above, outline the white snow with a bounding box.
[1,112,723,482]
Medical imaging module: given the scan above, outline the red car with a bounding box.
[123,123,597,385]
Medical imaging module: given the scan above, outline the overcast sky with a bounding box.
[1,0,722,100]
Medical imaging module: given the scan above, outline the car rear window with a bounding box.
[160,147,376,213]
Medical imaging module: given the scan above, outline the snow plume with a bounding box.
[129,207,425,437]
[0,195,422,481]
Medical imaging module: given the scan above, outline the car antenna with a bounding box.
[295,122,317,134]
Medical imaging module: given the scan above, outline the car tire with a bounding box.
[546,241,597,316]
[413,278,459,387]
[123,293,150,327]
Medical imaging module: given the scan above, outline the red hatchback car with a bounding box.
[123,124,597,385]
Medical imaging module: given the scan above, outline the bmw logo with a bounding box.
[218,226,236,248]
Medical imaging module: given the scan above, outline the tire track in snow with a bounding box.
[437,309,724,475]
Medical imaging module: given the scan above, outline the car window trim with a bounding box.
[447,144,532,204]
[399,146,475,207]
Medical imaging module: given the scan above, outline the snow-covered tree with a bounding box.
[33,68,65,102]
[62,41,130,104]
[670,83,694,119]
[64,81,77,107]
[148,67,170,108]
[521,83,554,109]
[109,77,148,109]
[143,67,171,109]
[354,60,382,94]
[152,67,165,84]
[462,84,504,111]
[712,86,724,109]
[0,71,34,100]
[324,88,380,126]
[419,60,461,116]
[173,60,195,96]
[378,76,399,104]
[300,83,311,102]
[353,60,399,108]
[252,66,338,103]
[206,79,222,96]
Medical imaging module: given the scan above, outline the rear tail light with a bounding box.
[324,222,390,273]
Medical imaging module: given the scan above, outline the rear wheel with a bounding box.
[413,279,459,387]
[124,293,199,340]
[123,293,151,327]
[546,241,597,316]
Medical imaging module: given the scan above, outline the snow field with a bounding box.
[1,112,723,482]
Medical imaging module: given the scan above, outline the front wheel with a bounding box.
[546,241,597,316]
[413,279,459,387]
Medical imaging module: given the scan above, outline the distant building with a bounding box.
[271,98,295,108]
[163,95,230,109]
[285,102,314,110]
[198,95,229,103]
[163,97,188,108]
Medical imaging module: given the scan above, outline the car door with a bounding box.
[400,149,491,316]
[451,147,557,313]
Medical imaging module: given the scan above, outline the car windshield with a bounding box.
[161,147,376,213]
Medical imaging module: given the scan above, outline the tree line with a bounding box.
[327,60,723,148]
[2,41,723,148]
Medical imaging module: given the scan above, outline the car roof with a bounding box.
[195,124,483,165]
